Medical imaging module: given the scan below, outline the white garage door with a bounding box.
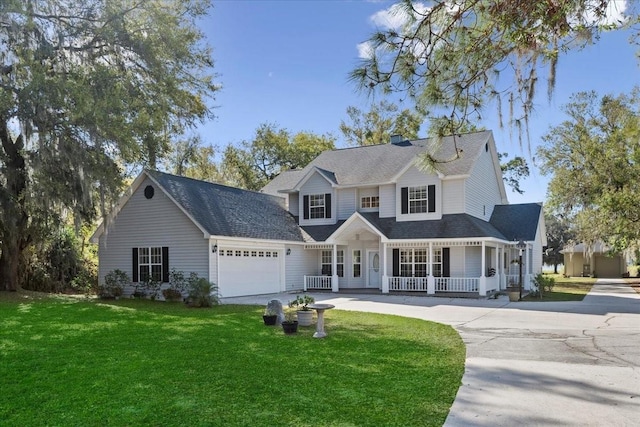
[218,249,281,297]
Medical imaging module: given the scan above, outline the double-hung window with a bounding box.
[409,186,428,214]
[432,249,443,277]
[320,250,344,277]
[400,248,427,277]
[137,247,164,282]
[310,194,326,219]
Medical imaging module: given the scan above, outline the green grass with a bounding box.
[0,293,465,427]
[524,274,595,302]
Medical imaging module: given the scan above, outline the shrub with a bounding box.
[531,273,555,298]
[99,269,129,299]
[186,275,219,308]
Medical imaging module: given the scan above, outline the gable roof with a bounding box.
[92,170,305,243]
[489,203,543,242]
[263,130,496,193]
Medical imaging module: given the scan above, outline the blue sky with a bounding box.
[198,1,639,205]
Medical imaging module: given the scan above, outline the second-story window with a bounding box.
[401,185,436,214]
[310,194,325,219]
[303,193,332,220]
[409,186,428,213]
[361,196,380,209]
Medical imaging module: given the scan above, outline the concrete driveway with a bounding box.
[222,279,640,426]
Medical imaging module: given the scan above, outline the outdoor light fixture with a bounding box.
[516,240,526,301]
[212,244,218,254]
[286,248,291,256]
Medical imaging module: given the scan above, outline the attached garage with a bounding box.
[217,248,283,297]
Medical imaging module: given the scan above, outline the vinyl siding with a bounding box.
[338,188,357,220]
[299,173,334,226]
[289,193,299,217]
[450,246,466,277]
[465,144,503,220]
[465,247,482,277]
[396,165,441,221]
[98,177,209,292]
[442,179,465,214]
[285,245,317,291]
[379,184,395,218]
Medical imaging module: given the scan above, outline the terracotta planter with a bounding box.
[296,310,314,326]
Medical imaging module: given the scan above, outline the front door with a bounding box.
[367,250,381,288]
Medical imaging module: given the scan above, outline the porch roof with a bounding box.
[360,212,508,240]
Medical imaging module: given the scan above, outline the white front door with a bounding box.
[367,250,381,288]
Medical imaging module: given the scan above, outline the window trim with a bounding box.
[360,195,380,209]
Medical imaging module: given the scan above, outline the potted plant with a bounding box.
[281,301,299,334]
[98,269,129,299]
[163,268,187,302]
[291,295,315,327]
[263,306,279,325]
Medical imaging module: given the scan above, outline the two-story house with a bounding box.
[92,130,546,298]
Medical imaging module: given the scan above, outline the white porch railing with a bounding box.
[389,277,428,292]
[435,277,479,293]
[304,275,332,290]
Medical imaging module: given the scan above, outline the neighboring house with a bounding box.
[562,242,628,278]
[92,130,546,298]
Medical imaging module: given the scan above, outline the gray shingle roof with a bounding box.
[147,170,305,242]
[262,131,494,192]
[489,203,542,241]
[359,212,508,240]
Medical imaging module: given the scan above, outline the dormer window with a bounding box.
[401,185,436,214]
[409,186,428,213]
[303,193,332,220]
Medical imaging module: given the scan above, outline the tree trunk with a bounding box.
[0,122,29,291]
[553,263,559,274]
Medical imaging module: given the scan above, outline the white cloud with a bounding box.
[369,2,429,31]
[357,41,375,60]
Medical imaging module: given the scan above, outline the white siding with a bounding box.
[337,188,357,220]
[98,177,209,290]
[442,179,465,214]
[396,166,441,221]
[285,245,316,291]
[289,193,299,217]
[464,247,482,277]
[379,184,395,218]
[450,246,466,277]
[357,187,380,214]
[465,145,503,220]
[299,173,335,226]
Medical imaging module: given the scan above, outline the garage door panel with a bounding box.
[219,249,281,297]
[595,255,621,278]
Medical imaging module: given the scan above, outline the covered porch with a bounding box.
[303,239,533,297]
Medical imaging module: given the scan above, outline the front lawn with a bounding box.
[0,293,465,426]
[524,274,595,301]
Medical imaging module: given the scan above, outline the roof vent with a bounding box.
[390,134,403,144]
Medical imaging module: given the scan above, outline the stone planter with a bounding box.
[508,290,520,302]
[296,310,314,326]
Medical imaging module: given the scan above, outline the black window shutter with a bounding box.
[132,248,139,282]
[392,249,400,277]
[303,195,309,220]
[325,193,331,218]
[442,248,450,277]
[401,187,408,214]
[428,185,436,213]
[162,247,169,282]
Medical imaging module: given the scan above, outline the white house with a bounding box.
[91,130,546,298]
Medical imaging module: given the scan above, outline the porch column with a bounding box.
[496,246,502,290]
[381,242,389,293]
[331,244,339,292]
[427,241,435,294]
[479,241,487,296]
